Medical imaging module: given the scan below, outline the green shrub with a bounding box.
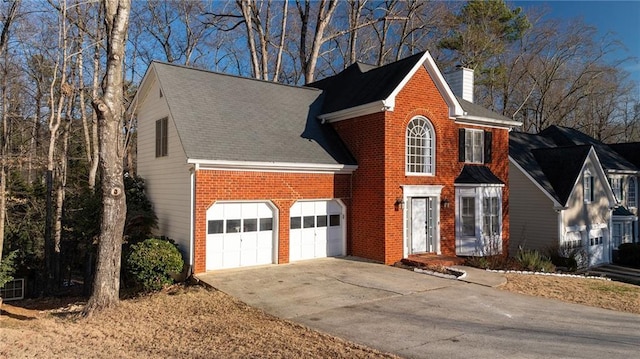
[0,251,18,288]
[617,243,640,268]
[545,246,581,272]
[516,249,555,272]
[125,238,184,292]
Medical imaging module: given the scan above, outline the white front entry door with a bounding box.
[410,197,437,253]
[290,200,345,262]
[206,202,275,270]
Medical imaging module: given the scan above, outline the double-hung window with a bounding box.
[610,177,622,203]
[406,116,435,175]
[583,170,594,203]
[628,177,636,208]
[459,128,492,164]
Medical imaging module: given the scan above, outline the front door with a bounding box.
[410,197,437,253]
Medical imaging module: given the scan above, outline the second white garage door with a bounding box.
[289,200,345,262]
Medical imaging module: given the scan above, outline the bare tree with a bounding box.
[0,0,20,311]
[83,0,130,315]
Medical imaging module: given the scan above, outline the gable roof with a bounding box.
[510,129,618,207]
[307,52,425,114]
[307,51,520,127]
[531,146,592,205]
[509,132,588,206]
[145,62,356,170]
[539,126,638,173]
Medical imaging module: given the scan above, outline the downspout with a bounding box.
[189,166,195,276]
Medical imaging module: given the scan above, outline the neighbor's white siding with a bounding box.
[136,71,192,260]
[563,158,611,231]
[508,161,558,255]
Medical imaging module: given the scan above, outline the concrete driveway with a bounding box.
[198,257,640,359]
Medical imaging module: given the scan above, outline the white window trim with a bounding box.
[405,116,436,176]
[628,177,637,208]
[464,128,484,164]
[455,186,503,255]
[583,169,593,203]
[609,175,622,204]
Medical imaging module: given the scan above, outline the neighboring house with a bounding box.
[509,126,639,267]
[132,51,520,274]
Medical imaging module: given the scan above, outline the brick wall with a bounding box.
[193,170,351,273]
[332,65,511,264]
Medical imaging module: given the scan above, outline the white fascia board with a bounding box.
[508,156,563,208]
[419,51,465,118]
[606,169,640,175]
[317,100,389,123]
[455,115,522,129]
[188,158,358,174]
[128,64,157,115]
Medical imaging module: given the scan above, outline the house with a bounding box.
[132,51,520,274]
[509,126,639,267]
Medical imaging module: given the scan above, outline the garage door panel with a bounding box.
[206,202,275,271]
[289,200,344,262]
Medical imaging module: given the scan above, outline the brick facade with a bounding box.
[330,66,510,265]
[193,170,351,273]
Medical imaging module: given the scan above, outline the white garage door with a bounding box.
[206,202,275,270]
[290,200,345,262]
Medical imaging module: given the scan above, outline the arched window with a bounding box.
[406,116,435,175]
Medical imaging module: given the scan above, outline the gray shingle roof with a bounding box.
[151,62,356,166]
[539,126,637,173]
[457,97,515,123]
[509,131,591,206]
[610,142,640,168]
[307,52,425,114]
[454,165,504,185]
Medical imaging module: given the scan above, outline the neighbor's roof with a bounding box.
[509,131,593,206]
[150,61,356,166]
[610,142,640,168]
[539,126,637,173]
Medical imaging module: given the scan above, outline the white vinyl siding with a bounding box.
[508,162,560,255]
[406,116,435,175]
[136,75,192,259]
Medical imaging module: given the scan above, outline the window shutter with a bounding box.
[458,128,466,162]
[155,119,161,157]
[484,131,492,164]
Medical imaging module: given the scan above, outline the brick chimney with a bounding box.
[445,66,474,103]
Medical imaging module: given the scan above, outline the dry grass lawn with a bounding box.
[500,274,640,314]
[1,274,639,358]
[0,285,398,359]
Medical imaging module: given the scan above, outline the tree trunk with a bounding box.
[83,0,130,316]
[0,0,19,312]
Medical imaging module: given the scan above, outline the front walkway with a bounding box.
[197,257,640,359]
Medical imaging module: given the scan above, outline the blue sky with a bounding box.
[514,1,640,88]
